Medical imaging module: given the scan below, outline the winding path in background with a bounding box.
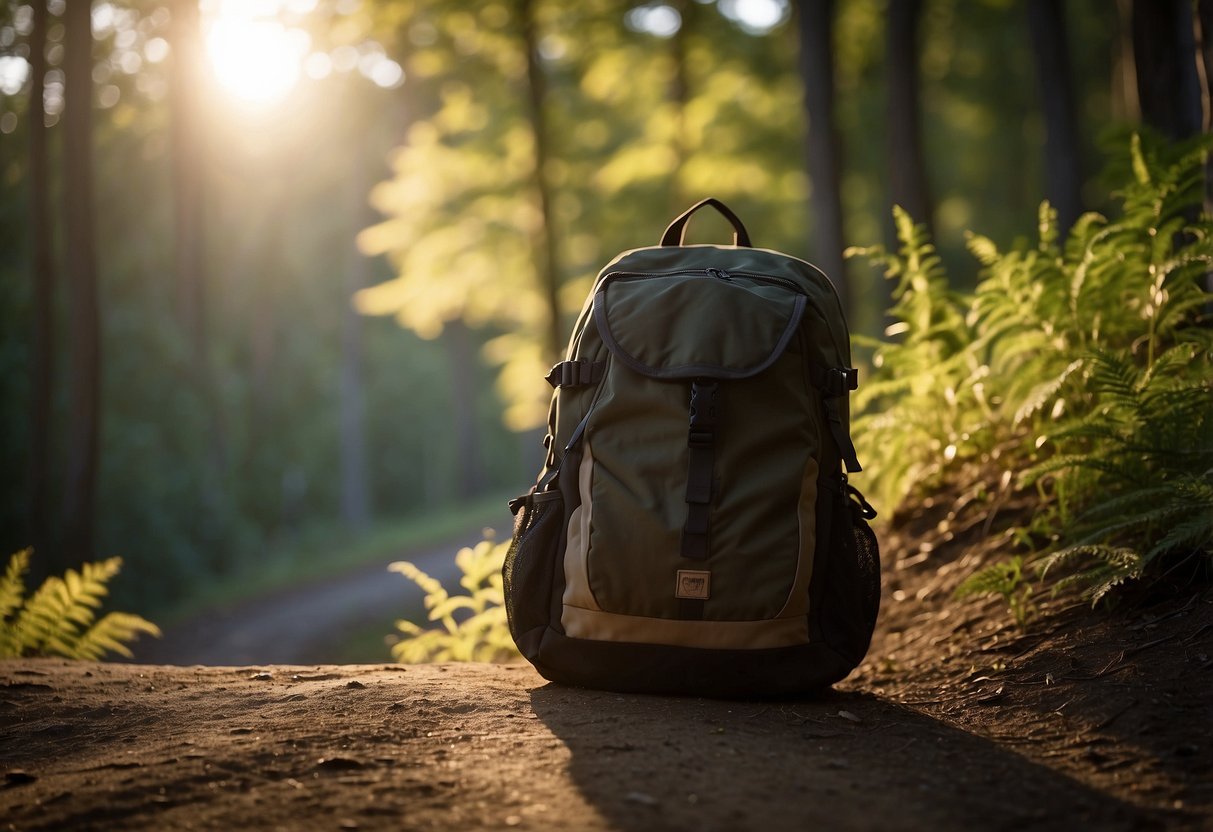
[133,527,502,666]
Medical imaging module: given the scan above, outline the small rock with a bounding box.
[249,672,273,681]
[4,770,37,786]
[825,758,849,769]
[230,727,254,735]
[346,681,366,690]
[337,819,359,829]
[837,710,862,723]
[316,757,364,772]
[625,791,658,807]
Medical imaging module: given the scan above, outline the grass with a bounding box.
[150,491,513,627]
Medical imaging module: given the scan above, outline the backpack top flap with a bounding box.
[593,272,807,380]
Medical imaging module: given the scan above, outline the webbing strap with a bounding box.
[825,399,862,473]
[811,364,862,473]
[680,380,718,561]
[545,359,606,389]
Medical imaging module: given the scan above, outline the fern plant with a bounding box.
[389,537,519,663]
[853,134,1213,612]
[847,206,978,513]
[0,549,161,660]
[1023,343,1213,603]
[955,555,1037,630]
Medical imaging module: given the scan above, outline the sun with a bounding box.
[205,5,310,105]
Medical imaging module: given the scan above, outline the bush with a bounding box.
[388,537,519,663]
[850,134,1213,612]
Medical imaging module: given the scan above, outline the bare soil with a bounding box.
[2,496,1210,831]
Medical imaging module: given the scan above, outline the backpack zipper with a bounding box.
[598,269,846,362]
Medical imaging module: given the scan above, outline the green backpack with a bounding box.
[504,198,880,697]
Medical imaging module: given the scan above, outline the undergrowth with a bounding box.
[0,549,160,660]
[388,536,519,663]
[850,134,1213,619]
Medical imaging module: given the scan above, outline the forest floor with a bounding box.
[2,496,1211,830]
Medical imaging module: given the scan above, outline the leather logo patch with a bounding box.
[675,570,711,600]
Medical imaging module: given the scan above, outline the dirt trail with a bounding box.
[0,660,1177,832]
[6,497,1210,829]
[135,528,501,666]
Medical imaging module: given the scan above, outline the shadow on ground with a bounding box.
[530,683,1175,832]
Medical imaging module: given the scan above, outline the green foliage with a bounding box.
[954,555,1036,630]
[0,550,160,660]
[0,0,1124,615]
[389,538,519,663]
[853,136,1213,610]
[1024,344,1213,603]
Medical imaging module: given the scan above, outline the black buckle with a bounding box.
[824,367,859,398]
[689,379,719,431]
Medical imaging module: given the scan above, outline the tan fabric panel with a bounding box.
[776,456,819,619]
[561,605,810,650]
[561,446,600,611]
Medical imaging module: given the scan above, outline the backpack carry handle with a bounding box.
[660,198,752,247]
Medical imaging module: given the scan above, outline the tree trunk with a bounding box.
[1026,0,1084,236]
[794,0,849,316]
[444,321,487,500]
[1196,1,1213,208]
[60,0,101,566]
[519,0,563,364]
[1195,0,1213,296]
[169,0,206,358]
[670,0,691,211]
[886,0,933,240]
[27,0,55,561]
[339,153,373,531]
[1132,0,1202,141]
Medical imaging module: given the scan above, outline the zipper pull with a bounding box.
[706,268,733,281]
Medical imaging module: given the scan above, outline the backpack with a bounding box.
[503,198,880,697]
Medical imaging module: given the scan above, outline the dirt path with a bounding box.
[0,660,1180,832]
[6,496,1209,829]
[135,528,501,666]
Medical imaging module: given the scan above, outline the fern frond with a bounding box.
[0,549,30,622]
[389,561,448,603]
[1,553,157,660]
[1146,511,1213,562]
[71,612,161,661]
[390,538,517,664]
[1036,544,1141,582]
[955,557,1024,599]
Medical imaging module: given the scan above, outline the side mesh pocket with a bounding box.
[503,489,565,652]
[820,485,882,666]
[848,504,881,643]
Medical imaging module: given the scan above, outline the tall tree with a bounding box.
[520,0,562,364]
[669,0,691,211]
[27,0,55,560]
[1026,0,1084,235]
[340,148,373,531]
[169,0,207,360]
[795,0,848,315]
[1200,1,1213,141]
[443,321,488,499]
[1131,0,1202,141]
[885,0,932,239]
[1196,0,1213,296]
[60,0,101,565]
